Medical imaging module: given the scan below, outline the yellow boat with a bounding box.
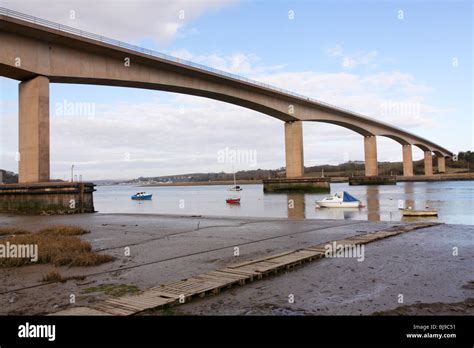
[399,208,438,217]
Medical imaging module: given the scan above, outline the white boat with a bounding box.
[228,172,242,191]
[316,191,362,208]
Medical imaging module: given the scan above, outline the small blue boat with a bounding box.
[131,192,153,200]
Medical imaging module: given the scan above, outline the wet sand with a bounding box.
[0,213,472,315]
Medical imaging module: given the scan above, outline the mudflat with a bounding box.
[0,213,472,315]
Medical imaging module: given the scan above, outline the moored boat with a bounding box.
[226,197,241,204]
[400,208,437,217]
[229,185,242,191]
[316,191,362,208]
[228,171,243,191]
[131,192,153,200]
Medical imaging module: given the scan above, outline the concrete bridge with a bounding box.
[0,8,453,183]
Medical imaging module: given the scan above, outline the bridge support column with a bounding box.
[364,135,378,176]
[19,76,50,183]
[284,121,304,178]
[424,151,433,176]
[402,144,413,177]
[437,156,446,173]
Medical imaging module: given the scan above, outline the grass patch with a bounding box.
[0,227,29,236]
[41,270,86,283]
[0,224,113,268]
[82,284,140,297]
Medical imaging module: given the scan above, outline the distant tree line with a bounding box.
[130,169,284,183]
[0,170,18,184]
[457,151,474,163]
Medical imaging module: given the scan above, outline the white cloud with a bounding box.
[2,0,236,44]
[249,69,441,129]
[325,44,389,70]
[47,98,283,180]
[342,50,378,69]
[168,49,286,75]
[325,44,344,57]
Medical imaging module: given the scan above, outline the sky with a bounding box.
[0,0,472,180]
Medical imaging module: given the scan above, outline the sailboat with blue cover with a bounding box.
[316,191,362,208]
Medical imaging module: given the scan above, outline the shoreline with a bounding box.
[71,211,474,227]
[136,180,261,187]
[2,210,473,227]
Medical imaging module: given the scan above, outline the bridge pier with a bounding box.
[0,75,96,214]
[19,75,50,183]
[402,144,413,177]
[437,156,446,173]
[364,135,378,176]
[424,151,433,176]
[284,121,304,178]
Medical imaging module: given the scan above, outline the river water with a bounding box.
[94,181,473,225]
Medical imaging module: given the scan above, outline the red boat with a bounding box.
[226,197,241,204]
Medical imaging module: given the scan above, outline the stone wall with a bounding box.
[0,182,95,214]
[263,178,330,193]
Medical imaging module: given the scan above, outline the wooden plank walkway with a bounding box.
[51,222,439,316]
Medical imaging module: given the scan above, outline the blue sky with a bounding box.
[0,0,472,180]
